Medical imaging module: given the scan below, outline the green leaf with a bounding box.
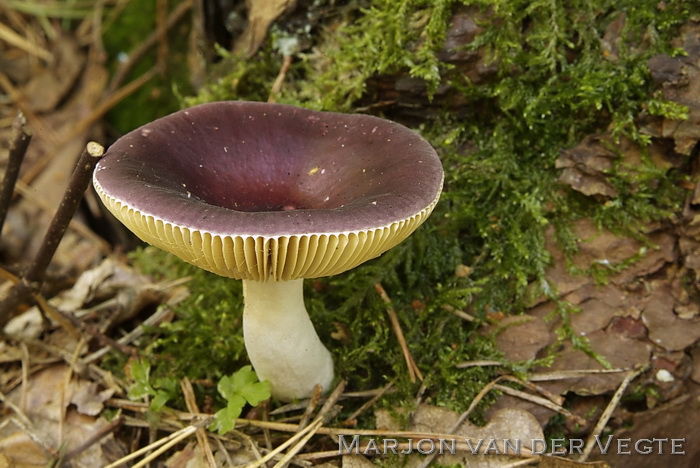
[127,359,154,400]
[127,360,179,410]
[210,395,246,434]
[240,379,272,407]
[151,390,173,411]
[216,374,237,401]
[131,358,151,383]
[217,365,271,406]
[154,376,179,394]
[127,381,153,400]
[211,366,271,434]
[230,364,258,388]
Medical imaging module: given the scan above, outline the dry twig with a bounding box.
[375,282,423,382]
[455,359,504,369]
[442,303,475,322]
[248,418,323,468]
[499,374,566,406]
[19,342,30,412]
[0,389,32,427]
[0,417,57,459]
[268,55,293,103]
[180,377,217,467]
[271,419,321,467]
[343,381,393,426]
[156,0,170,75]
[0,72,60,145]
[61,67,159,145]
[0,112,31,234]
[493,384,577,421]
[528,368,631,381]
[579,364,647,461]
[415,375,508,468]
[14,178,111,252]
[104,424,200,468]
[297,384,323,431]
[83,297,179,364]
[320,383,346,419]
[0,22,51,60]
[0,142,104,328]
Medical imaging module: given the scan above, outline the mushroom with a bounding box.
[93,101,443,401]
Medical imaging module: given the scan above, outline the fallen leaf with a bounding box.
[535,226,591,303]
[588,392,700,468]
[376,404,545,466]
[165,442,208,468]
[690,347,700,384]
[71,381,115,416]
[0,427,49,467]
[607,316,647,339]
[3,306,43,340]
[556,134,618,198]
[437,6,497,85]
[233,0,299,57]
[642,283,700,352]
[1,365,125,467]
[535,220,675,306]
[568,220,673,281]
[491,315,552,362]
[600,13,626,61]
[0,341,24,365]
[569,299,618,336]
[557,129,684,200]
[55,257,169,323]
[540,330,651,396]
[640,22,700,155]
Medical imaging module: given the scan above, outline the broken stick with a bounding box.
[0,141,104,328]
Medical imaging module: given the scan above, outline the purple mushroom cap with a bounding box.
[93,101,443,281]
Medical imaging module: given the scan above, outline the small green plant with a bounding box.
[127,358,271,434]
[210,366,271,434]
[127,358,179,411]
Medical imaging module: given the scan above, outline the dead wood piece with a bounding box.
[0,142,104,329]
[297,384,323,430]
[0,112,32,236]
[62,416,124,463]
[233,0,299,58]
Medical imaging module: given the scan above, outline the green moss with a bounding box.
[183,44,284,107]
[308,0,458,109]
[130,246,247,381]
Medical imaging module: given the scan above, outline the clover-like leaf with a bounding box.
[211,366,271,434]
[127,359,154,400]
[218,365,271,406]
[210,395,246,434]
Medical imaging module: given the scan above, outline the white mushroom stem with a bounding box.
[242,278,334,401]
